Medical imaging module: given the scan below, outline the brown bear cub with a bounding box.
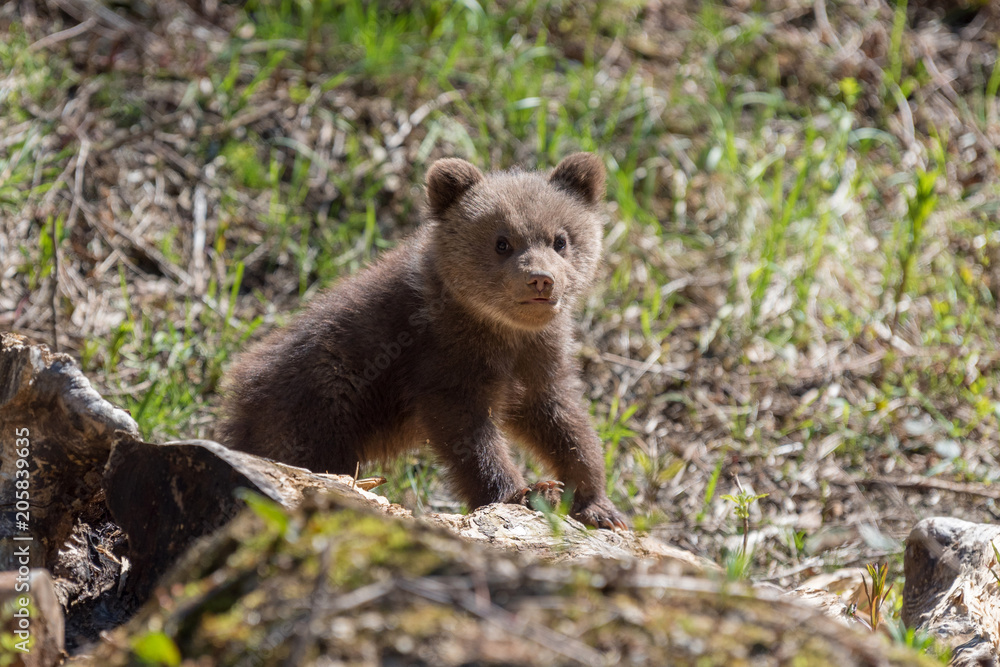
[219,153,627,530]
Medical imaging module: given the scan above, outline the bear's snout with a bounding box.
[527,270,555,296]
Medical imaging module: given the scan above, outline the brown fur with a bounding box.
[219,153,627,530]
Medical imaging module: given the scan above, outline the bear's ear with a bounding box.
[549,152,605,207]
[426,158,484,216]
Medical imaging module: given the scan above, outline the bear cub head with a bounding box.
[425,153,606,332]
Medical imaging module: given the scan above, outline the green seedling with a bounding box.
[889,167,939,333]
[721,477,768,557]
[862,562,894,634]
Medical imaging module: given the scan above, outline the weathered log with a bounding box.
[102,435,392,599]
[103,434,717,599]
[77,492,942,667]
[0,332,139,569]
[426,503,716,574]
[903,517,1000,666]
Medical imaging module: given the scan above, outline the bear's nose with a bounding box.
[527,271,554,293]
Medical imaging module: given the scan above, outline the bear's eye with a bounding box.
[496,237,511,254]
[553,235,567,252]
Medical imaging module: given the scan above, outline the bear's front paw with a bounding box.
[506,480,565,508]
[572,496,629,531]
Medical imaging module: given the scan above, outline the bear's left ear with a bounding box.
[549,152,606,207]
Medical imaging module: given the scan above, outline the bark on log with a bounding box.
[102,435,391,599]
[426,503,717,574]
[903,517,1000,666]
[0,332,139,569]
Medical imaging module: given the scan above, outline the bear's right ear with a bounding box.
[426,158,484,216]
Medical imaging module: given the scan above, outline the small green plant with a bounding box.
[529,489,573,539]
[787,529,808,557]
[886,0,908,89]
[371,457,435,511]
[404,461,436,513]
[236,488,291,538]
[862,562,894,633]
[989,542,1000,585]
[724,548,754,581]
[888,166,939,333]
[598,394,639,450]
[845,602,866,629]
[696,456,725,524]
[885,617,951,664]
[597,394,638,495]
[130,631,182,666]
[721,477,768,557]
